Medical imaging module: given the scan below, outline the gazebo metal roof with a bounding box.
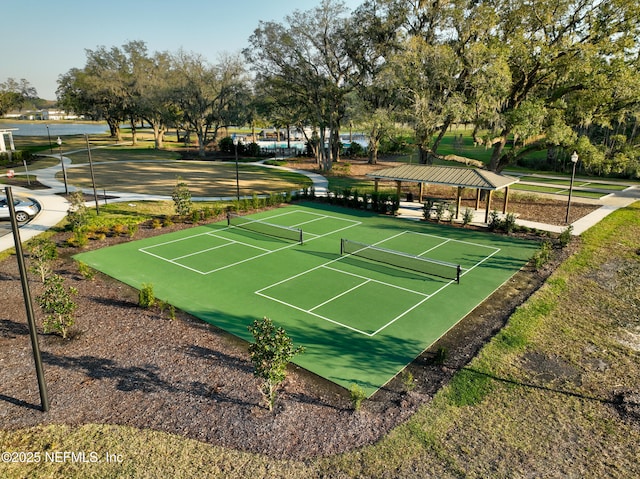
[366,164,519,190]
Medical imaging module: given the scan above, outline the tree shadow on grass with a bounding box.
[460,366,630,407]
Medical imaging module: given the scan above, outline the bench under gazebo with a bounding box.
[366,164,520,223]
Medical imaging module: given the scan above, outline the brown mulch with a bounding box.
[0,166,590,459]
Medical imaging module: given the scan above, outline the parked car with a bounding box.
[0,196,41,223]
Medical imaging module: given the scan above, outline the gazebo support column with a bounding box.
[475,189,481,209]
[395,180,402,199]
[374,178,379,193]
[419,183,424,203]
[503,186,509,214]
[484,190,493,223]
[455,187,462,219]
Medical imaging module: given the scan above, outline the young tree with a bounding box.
[67,191,89,232]
[28,237,58,283]
[36,273,78,339]
[247,317,304,411]
[172,177,192,217]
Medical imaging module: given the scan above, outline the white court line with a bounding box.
[254,291,372,336]
[401,230,501,251]
[322,264,431,297]
[309,279,371,312]
[370,277,457,336]
[256,231,502,336]
[139,211,362,274]
[170,242,239,261]
[205,232,272,252]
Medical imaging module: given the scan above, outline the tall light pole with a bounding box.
[56,137,69,195]
[233,135,240,202]
[85,134,100,214]
[565,151,579,224]
[46,124,53,154]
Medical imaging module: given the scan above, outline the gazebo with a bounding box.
[366,164,520,223]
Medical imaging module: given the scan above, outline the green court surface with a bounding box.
[74,202,539,397]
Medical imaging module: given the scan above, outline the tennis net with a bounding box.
[340,238,461,283]
[227,212,303,244]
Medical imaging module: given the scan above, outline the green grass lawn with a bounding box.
[511,183,607,198]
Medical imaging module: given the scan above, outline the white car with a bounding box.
[0,196,41,223]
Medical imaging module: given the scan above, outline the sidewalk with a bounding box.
[396,185,639,235]
[1,159,638,254]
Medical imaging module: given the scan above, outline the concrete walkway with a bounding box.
[1,157,638,254]
[396,185,640,235]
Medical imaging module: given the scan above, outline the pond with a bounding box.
[0,121,109,137]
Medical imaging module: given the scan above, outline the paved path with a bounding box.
[1,158,637,254]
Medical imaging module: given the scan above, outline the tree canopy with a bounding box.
[46,0,640,176]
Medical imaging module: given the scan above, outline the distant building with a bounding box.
[2,109,81,120]
[0,129,17,153]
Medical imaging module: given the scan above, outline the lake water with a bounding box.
[0,122,109,137]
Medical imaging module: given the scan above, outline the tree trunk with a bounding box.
[151,123,165,149]
[107,119,121,142]
[489,130,509,172]
[367,125,381,165]
[431,117,452,154]
[130,119,137,146]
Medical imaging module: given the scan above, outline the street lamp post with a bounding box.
[565,151,579,224]
[46,124,52,154]
[233,136,240,202]
[56,137,69,195]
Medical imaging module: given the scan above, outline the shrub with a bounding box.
[158,301,177,321]
[36,274,78,339]
[67,229,89,248]
[172,178,192,217]
[76,261,95,280]
[447,203,456,222]
[503,212,517,233]
[462,207,474,226]
[246,142,261,157]
[28,237,57,282]
[111,224,127,236]
[433,346,448,365]
[488,210,501,231]
[247,317,304,412]
[435,202,446,222]
[127,223,138,238]
[559,225,573,248]
[139,283,155,308]
[349,384,367,412]
[423,199,435,220]
[532,240,553,269]
[401,370,416,393]
[151,218,162,229]
[66,191,89,232]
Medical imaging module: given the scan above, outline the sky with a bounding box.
[1,0,363,101]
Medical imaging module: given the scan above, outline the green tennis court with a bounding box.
[74,202,538,396]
